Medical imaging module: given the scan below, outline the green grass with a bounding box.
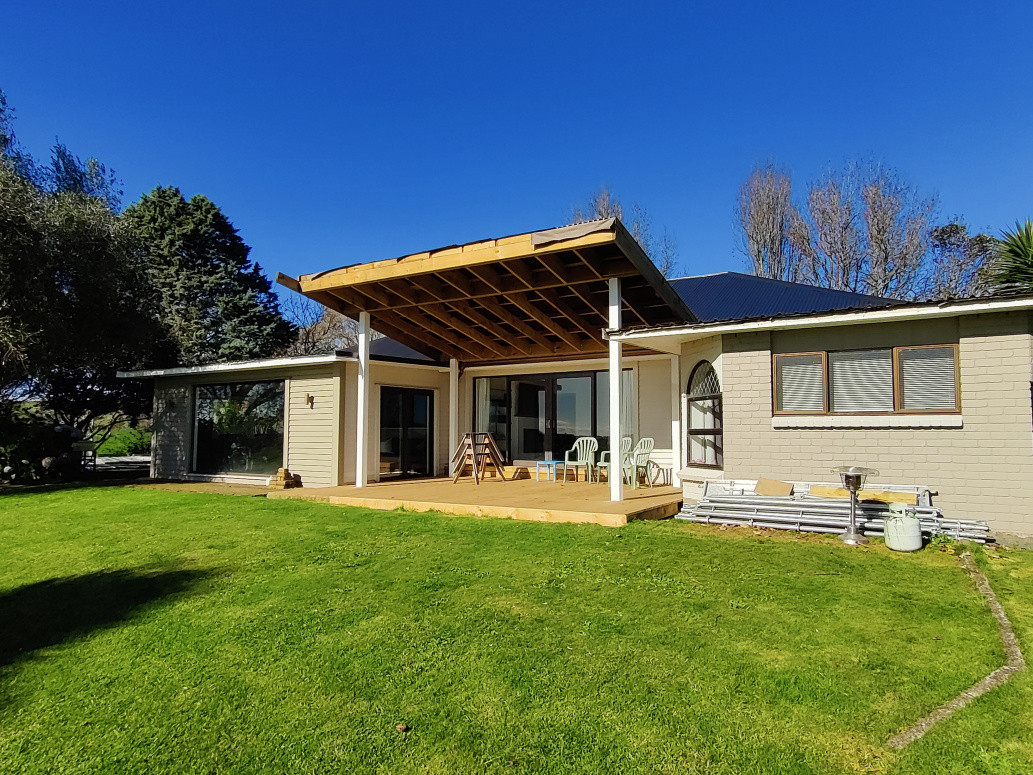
[0,487,1029,774]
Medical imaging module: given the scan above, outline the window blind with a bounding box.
[776,354,824,412]
[829,349,894,412]
[900,346,957,410]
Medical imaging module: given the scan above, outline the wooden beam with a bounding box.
[536,287,604,344]
[403,307,500,361]
[507,292,585,351]
[419,304,514,358]
[364,314,457,361]
[466,263,506,293]
[571,249,603,280]
[303,262,641,313]
[299,228,619,292]
[536,254,609,325]
[499,258,535,289]
[472,296,556,351]
[442,299,534,356]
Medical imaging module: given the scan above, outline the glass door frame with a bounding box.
[473,369,606,463]
[378,385,435,480]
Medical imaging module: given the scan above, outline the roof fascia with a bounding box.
[610,296,1033,346]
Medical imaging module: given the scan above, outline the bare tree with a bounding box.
[926,221,996,299]
[282,295,364,355]
[736,163,799,281]
[571,185,624,223]
[570,186,681,277]
[653,228,680,279]
[788,162,937,299]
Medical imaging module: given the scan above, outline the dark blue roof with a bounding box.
[670,272,894,323]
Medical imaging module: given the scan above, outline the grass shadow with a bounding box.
[0,566,212,670]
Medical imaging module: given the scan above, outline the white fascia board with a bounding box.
[117,354,354,379]
[461,353,672,375]
[611,296,1033,348]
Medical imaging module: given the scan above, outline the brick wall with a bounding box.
[718,312,1033,536]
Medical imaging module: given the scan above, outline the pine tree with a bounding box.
[123,187,295,365]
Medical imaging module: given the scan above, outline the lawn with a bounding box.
[0,486,1030,774]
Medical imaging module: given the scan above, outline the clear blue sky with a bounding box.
[2,1,1030,290]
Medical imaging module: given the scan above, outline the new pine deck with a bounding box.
[267,477,682,527]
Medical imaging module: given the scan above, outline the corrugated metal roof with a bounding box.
[670,272,895,323]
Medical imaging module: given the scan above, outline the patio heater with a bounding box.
[830,466,879,546]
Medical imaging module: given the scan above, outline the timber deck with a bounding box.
[267,477,682,527]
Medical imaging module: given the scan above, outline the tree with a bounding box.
[0,165,162,439]
[736,163,798,281]
[775,162,936,299]
[926,221,995,299]
[0,89,37,183]
[123,186,295,365]
[988,220,1033,293]
[570,186,681,277]
[47,142,122,211]
[282,295,364,355]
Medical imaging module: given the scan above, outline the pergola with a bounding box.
[277,218,695,500]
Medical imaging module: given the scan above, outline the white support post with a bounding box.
[355,311,370,488]
[670,354,682,487]
[448,358,459,475]
[608,278,623,502]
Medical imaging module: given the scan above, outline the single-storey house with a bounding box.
[120,218,1033,538]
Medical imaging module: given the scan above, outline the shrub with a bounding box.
[97,426,152,456]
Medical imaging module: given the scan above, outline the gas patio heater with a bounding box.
[830,466,879,546]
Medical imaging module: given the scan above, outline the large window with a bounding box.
[473,369,634,461]
[774,345,959,415]
[686,361,722,468]
[194,381,285,475]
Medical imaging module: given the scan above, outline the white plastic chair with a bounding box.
[624,437,655,488]
[598,436,632,483]
[562,437,598,483]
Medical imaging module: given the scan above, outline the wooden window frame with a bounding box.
[772,344,961,417]
[686,360,724,469]
[893,343,962,415]
[772,351,828,416]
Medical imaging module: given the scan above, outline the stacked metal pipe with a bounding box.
[679,494,992,542]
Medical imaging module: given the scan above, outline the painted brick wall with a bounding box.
[151,380,192,479]
[719,312,1033,536]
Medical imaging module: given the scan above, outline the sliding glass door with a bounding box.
[473,370,633,462]
[380,386,434,479]
[509,377,546,461]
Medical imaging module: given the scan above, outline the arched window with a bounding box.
[686,361,723,468]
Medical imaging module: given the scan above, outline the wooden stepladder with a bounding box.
[450,432,507,484]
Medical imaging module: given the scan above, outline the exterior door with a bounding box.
[509,377,547,461]
[379,387,434,479]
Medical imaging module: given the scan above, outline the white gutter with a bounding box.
[118,353,354,379]
[611,296,1033,344]
[118,352,453,379]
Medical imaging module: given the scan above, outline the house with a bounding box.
[119,218,1033,538]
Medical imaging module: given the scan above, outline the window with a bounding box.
[193,381,285,475]
[472,369,634,461]
[773,345,959,415]
[686,361,722,468]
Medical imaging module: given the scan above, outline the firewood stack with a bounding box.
[269,467,299,490]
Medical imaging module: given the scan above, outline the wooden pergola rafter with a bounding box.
[277,218,696,366]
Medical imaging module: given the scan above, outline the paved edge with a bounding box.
[886,552,1027,750]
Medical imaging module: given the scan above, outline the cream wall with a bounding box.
[151,363,345,485]
[363,362,451,482]
[284,365,341,487]
[716,312,1033,536]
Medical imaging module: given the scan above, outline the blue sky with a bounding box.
[2,1,1030,290]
